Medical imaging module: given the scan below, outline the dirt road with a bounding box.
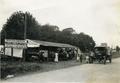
[2,58,120,83]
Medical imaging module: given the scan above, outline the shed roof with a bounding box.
[27,39,76,48]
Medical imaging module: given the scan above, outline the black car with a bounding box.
[94,46,112,64]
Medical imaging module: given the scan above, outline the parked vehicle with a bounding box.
[94,46,112,64]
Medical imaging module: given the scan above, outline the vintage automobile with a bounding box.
[94,46,112,64]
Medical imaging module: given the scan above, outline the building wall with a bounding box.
[5,48,23,58]
[13,48,23,58]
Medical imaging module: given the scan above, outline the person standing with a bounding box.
[76,48,83,63]
[85,55,89,63]
[89,51,94,63]
[54,52,59,63]
[107,47,112,63]
[79,49,83,63]
[38,51,44,62]
[107,47,112,56]
[43,51,48,62]
[76,49,79,61]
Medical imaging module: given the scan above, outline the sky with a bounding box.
[0,0,120,47]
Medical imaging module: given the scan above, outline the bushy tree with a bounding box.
[77,33,95,52]
[38,24,60,42]
[1,11,41,42]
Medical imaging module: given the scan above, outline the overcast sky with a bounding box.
[0,0,120,47]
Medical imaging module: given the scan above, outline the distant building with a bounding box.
[101,43,107,47]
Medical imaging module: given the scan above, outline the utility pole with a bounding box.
[24,12,27,40]
[0,31,1,45]
[3,30,6,56]
[23,12,27,61]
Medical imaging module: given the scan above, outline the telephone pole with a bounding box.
[23,12,27,61]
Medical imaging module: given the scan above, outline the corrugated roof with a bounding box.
[27,39,76,48]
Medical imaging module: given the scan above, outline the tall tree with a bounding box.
[38,24,60,42]
[77,33,95,52]
[1,11,41,42]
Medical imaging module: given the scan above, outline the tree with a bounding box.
[77,33,95,52]
[38,24,60,42]
[62,28,76,34]
[58,28,75,44]
[1,11,41,43]
[58,28,95,52]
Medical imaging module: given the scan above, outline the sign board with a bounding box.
[5,39,27,48]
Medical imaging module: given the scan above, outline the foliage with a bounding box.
[1,11,96,52]
[1,11,40,40]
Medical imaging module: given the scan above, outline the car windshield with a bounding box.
[95,47,106,51]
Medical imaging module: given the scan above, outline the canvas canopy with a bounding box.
[26,39,76,48]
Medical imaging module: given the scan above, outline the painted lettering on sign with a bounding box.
[5,39,27,48]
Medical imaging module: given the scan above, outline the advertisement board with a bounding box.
[5,39,27,48]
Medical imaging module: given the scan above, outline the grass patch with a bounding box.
[0,61,41,79]
[0,55,82,79]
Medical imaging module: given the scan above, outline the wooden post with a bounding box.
[4,47,5,55]
[22,49,26,61]
[47,50,49,62]
[11,48,13,57]
[23,12,27,62]
[11,48,13,61]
